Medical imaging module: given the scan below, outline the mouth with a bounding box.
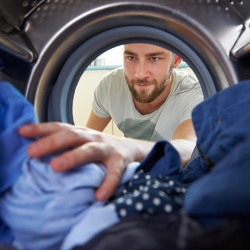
[136,83,151,88]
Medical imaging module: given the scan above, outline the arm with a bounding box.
[170,119,197,166]
[85,110,111,132]
[18,122,155,201]
[18,120,195,201]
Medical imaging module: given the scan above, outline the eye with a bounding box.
[150,57,159,62]
[127,56,136,61]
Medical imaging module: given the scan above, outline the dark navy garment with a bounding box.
[137,140,183,181]
[112,170,186,219]
[111,141,186,219]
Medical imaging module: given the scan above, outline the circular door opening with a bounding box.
[49,26,216,124]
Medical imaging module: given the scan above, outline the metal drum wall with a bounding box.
[0,0,250,123]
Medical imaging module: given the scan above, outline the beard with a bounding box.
[125,66,174,104]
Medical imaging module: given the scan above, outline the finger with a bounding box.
[26,128,90,157]
[95,161,125,201]
[18,122,72,138]
[50,142,109,171]
[50,142,126,201]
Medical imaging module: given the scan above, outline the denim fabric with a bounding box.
[184,80,250,222]
[193,80,250,167]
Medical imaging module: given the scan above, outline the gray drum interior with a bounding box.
[1,0,248,123]
[49,26,216,124]
[20,1,247,123]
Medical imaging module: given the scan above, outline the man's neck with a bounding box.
[133,77,173,115]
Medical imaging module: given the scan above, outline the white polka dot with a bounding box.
[129,181,133,187]
[144,186,149,192]
[120,209,127,217]
[147,208,154,214]
[153,197,161,206]
[122,189,127,194]
[139,185,144,191]
[175,187,181,192]
[142,193,150,200]
[164,204,172,213]
[168,180,174,186]
[145,175,151,180]
[153,181,160,189]
[126,198,133,205]
[135,202,143,211]
[139,169,144,173]
[146,180,151,185]
[133,190,140,197]
[182,188,186,193]
[134,174,139,179]
[117,197,124,203]
[154,180,160,185]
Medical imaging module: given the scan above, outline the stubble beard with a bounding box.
[125,66,174,104]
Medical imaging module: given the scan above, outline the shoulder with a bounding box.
[171,69,201,94]
[101,67,124,82]
[96,67,125,89]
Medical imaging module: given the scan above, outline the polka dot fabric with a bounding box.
[111,169,187,218]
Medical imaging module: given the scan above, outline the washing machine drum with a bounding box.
[0,0,250,123]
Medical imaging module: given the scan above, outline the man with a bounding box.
[86,43,203,141]
[18,45,203,203]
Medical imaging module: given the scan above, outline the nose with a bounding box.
[134,61,150,80]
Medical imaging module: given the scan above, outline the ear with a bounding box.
[173,55,182,68]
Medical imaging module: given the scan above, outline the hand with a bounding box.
[19,122,154,201]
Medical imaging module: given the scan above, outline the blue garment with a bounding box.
[0,82,139,250]
[2,79,250,249]
[0,82,36,194]
[0,81,189,250]
[0,82,36,243]
[184,80,250,222]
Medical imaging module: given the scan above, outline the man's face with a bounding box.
[123,43,175,103]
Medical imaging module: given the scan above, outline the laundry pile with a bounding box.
[1,80,250,250]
